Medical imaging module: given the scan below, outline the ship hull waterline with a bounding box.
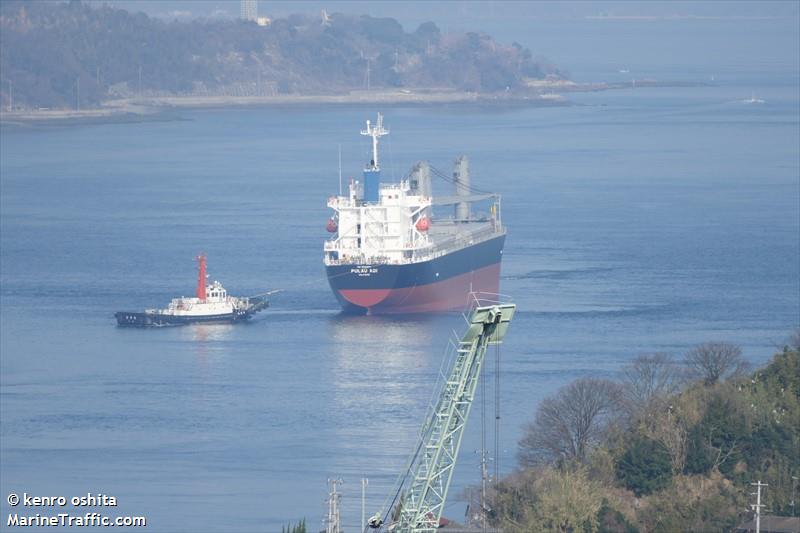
[115,311,258,327]
[115,298,269,327]
[326,234,505,315]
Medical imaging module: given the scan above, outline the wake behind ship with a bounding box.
[324,114,506,314]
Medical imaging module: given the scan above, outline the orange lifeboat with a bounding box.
[326,218,338,233]
[415,216,430,232]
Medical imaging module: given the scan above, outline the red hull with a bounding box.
[337,263,501,314]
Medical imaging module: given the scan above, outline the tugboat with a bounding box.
[115,255,269,327]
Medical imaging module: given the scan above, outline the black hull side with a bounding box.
[115,307,267,327]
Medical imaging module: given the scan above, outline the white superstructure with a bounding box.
[147,280,245,317]
[325,180,433,265]
[324,113,502,267]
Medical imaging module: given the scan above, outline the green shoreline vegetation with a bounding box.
[0,1,561,115]
[486,333,800,532]
[0,1,707,125]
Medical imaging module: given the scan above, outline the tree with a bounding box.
[787,328,800,352]
[491,466,604,533]
[684,342,747,385]
[637,473,744,533]
[620,352,680,421]
[519,378,622,466]
[535,467,604,532]
[648,407,688,475]
[2,1,566,109]
[616,436,673,496]
[596,499,638,533]
[684,423,714,475]
[683,390,748,476]
[284,518,306,533]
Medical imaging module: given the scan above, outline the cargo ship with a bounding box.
[115,255,269,326]
[324,114,506,314]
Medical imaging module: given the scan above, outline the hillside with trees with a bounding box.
[0,0,563,110]
[490,335,800,532]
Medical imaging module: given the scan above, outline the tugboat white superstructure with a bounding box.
[324,113,506,314]
[115,255,268,326]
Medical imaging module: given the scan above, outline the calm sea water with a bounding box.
[2,31,799,533]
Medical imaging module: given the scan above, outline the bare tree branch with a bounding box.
[518,378,622,466]
[684,342,747,386]
[621,352,681,421]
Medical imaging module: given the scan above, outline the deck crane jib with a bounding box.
[368,302,516,533]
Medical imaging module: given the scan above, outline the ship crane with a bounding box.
[367,301,516,533]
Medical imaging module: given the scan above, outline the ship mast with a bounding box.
[361,113,389,170]
[360,113,389,203]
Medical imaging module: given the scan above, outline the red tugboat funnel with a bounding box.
[196,254,207,300]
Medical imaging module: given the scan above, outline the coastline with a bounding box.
[0,80,707,127]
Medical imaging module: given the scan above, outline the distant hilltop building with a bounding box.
[240,0,257,21]
[240,0,270,26]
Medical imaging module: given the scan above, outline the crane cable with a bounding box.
[428,164,496,195]
[494,333,501,486]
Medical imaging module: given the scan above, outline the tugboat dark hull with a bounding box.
[115,298,268,327]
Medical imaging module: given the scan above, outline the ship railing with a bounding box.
[412,224,502,261]
[323,225,503,266]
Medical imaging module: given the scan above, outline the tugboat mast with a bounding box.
[196,254,207,300]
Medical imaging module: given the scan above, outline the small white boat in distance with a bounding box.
[539,92,565,101]
[743,93,765,104]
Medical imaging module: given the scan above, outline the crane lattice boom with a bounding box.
[374,303,515,533]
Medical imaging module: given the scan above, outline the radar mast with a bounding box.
[361,113,389,170]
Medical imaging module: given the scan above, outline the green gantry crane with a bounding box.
[368,303,516,533]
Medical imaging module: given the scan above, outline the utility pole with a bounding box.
[325,478,342,533]
[750,480,768,533]
[791,476,798,517]
[7,79,12,112]
[361,478,368,533]
[76,76,80,111]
